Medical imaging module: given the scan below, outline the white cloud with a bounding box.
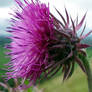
[41,0,92,30]
[66,0,92,10]
[0,7,12,35]
[0,8,12,19]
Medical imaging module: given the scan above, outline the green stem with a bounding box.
[80,53,92,92]
[85,63,92,92]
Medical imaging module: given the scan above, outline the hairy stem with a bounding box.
[86,65,92,92]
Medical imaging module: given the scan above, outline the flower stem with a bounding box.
[86,65,92,92]
[81,54,92,92]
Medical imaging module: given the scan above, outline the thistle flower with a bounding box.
[6,0,92,89]
[6,0,54,89]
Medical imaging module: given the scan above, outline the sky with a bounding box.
[0,0,92,36]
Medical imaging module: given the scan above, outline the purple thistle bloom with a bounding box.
[6,0,92,89]
[6,0,54,89]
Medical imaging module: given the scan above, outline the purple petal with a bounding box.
[14,0,24,9]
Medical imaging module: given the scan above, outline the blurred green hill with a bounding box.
[0,35,11,47]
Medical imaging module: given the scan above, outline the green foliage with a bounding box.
[78,52,89,71]
[0,36,11,47]
[0,46,10,76]
[87,47,92,59]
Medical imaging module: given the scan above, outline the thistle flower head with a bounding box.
[6,0,92,89]
[6,0,54,89]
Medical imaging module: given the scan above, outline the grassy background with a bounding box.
[0,46,10,76]
[38,65,88,92]
[0,45,92,92]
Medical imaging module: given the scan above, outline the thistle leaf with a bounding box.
[80,30,92,40]
[78,53,89,72]
[75,13,86,31]
[47,65,61,79]
[80,23,86,37]
[77,43,91,49]
[55,8,67,25]
[75,56,86,73]
[76,15,78,26]
[70,17,76,35]
[54,29,70,39]
[50,13,65,28]
[67,62,75,78]
[65,8,69,28]
[63,63,71,80]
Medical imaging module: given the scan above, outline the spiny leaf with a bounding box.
[78,53,89,71]
[65,8,69,28]
[46,65,58,78]
[75,56,86,73]
[47,65,61,79]
[54,29,70,39]
[75,13,86,31]
[76,15,78,26]
[45,50,72,75]
[80,30,92,40]
[63,63,71,80]
[50,13,65,28]
[55,8,67,25]
[51,44,65,48]
[70,17,76,35]
[77,43,91,49]
[67,61,75,78]
[80,23,86,37]
[44,61,55,71]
